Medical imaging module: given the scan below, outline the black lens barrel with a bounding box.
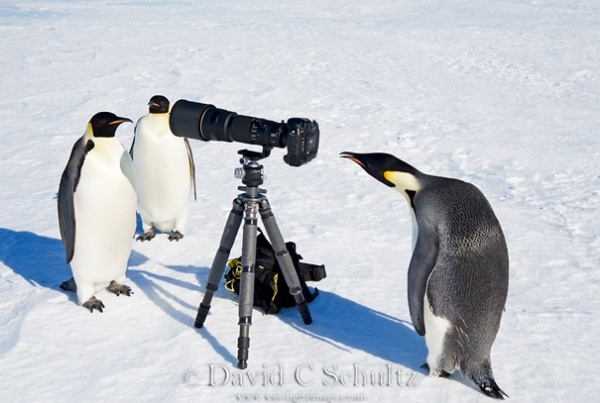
[170,99,285,147]
[200,107,237,142]
[169,100,213,141]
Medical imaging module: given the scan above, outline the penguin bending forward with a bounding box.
[57,112,137,312]
[341,152,509,399]
[130,95,196,241]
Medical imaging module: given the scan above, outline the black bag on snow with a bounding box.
[224,229,326,315]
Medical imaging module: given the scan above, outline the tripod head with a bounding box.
[235,149,266,191]
[237,147,272,162]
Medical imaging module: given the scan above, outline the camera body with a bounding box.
[282,118,319,167]
[169,99,319,167]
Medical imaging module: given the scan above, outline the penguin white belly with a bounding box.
[70,143,136,302]
[133,124,191,232]
[423,293,452,375]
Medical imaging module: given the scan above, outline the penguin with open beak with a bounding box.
[341,151,509,399]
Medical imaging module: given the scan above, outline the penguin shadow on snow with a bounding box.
[0,225,236,362]
[135,212,144,236]
[128,214,208,324]
[0,228,71,292]
[127,262,238,365]
[127,264,204,326]
[130,258,425,370]
[0,227,152,307]
[280,290,427,373]
[178,265,427,370]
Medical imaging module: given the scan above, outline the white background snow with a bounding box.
[1,1,599,402]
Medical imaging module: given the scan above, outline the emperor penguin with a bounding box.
[57,112,137,312]
[341,152,509,399]
[130,95,196,241]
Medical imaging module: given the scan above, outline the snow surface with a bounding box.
[1,1,599,402]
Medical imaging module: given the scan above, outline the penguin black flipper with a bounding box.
[129,133,136,160]
[129,118,141,160]
[184,138,197,201]
[407,213,439,336]
[57,137,94,263]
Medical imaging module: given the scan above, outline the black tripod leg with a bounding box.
[194,198,244,328]
[237,202,259,369]
[258,199,313,325]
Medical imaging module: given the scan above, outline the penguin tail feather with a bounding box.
[475,376,508,400]
[464,362,508,400]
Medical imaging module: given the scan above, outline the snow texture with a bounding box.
[1,1,599,402]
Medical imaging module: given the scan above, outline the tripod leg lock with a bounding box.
[205,283,219,292]
[288,285,302,296]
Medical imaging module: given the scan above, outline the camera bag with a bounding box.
[224,229,326,315]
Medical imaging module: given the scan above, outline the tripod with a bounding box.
[194,150,313,369]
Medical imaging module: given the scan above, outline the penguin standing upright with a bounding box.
[341,152,509,399]
[57,112,136,312]
[130,95,196,241]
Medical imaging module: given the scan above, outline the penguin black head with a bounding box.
[148,95,170,114]
[89,112,133,138]
[340,151,423,206]
[340,151,421,187]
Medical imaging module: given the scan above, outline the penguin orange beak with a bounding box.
[109,117,133,126]
[339,151,366,167]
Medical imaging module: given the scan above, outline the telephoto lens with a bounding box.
[169,99,319,166]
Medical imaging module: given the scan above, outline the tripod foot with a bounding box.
[237,334,250,370]
[194,303,211,328]
[297,301,313,325]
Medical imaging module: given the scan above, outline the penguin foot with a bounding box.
[438,370,451,378]
[108,281,133,297]
[168,231,184,241]
[60,278,77,292]
[82,296,105,313]
[137,228,156,241]
[421,363,451,378]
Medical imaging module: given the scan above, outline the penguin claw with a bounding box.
[82,297,105,313]
[421,363,450,378]
[168,231,184,241]
[136,229,156,241]
[108,281,133,297]
[439,370,451,378]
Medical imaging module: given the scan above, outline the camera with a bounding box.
[169,99,319,166]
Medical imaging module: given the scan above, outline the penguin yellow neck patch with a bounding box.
[384,171,421,192]
[84,123,94,141]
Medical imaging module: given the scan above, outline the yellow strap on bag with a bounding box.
[224,258,243,292]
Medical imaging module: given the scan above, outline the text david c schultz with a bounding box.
[186,364,420,387]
